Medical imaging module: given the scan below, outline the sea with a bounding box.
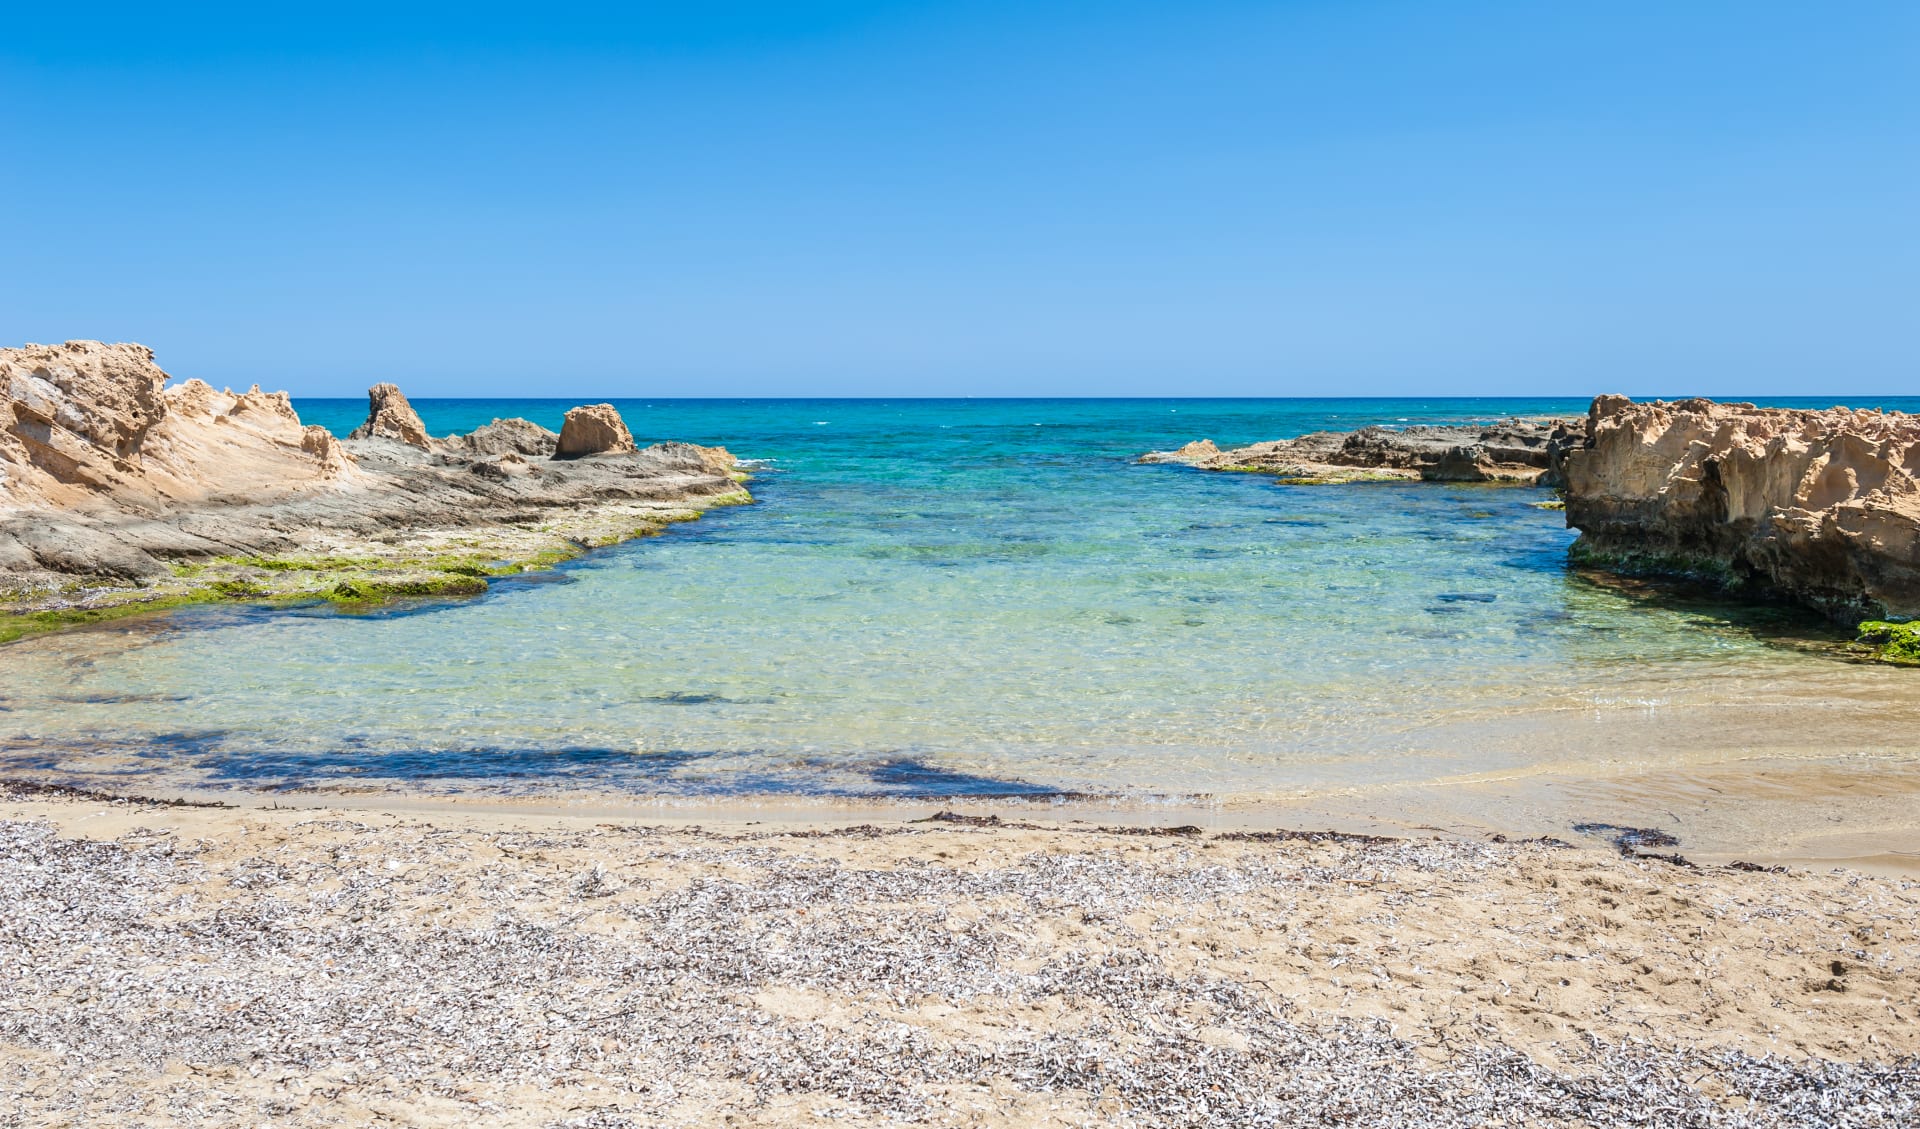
[5,397,1920,820]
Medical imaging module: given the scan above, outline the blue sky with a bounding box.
[2,2,1914,397]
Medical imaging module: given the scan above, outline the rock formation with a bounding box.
[1,342,750,629]
[346,383,433,448]
[2,340,363,515]
[555,403,637,458]
[443,417,558,458]
[1143,419,1579,485]
[1563,396,1920,618]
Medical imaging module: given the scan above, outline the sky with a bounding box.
[2,2,1915,398]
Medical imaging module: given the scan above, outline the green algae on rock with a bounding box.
[1566,540,1743,589]
[1,342,754,642]
[1856,620,1920,666]
[0,490,753,642]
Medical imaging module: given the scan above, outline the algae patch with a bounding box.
[1567,539,1742,588]
[0,596,208,647]
[1856,620,1920,666]
[2,482,754,644]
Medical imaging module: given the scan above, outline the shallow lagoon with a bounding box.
[5,397,1920,819]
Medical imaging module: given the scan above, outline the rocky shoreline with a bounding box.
[1,341,750,642]
[1143,398,1920,661]
[1140,418,1581,485]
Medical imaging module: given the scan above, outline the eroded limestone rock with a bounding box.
[555,403,637,458]
[1564,396,1920,617]
[347,383,433,448]
[2,343,363,512]
[1,343,751,632]
[445,418,558,458]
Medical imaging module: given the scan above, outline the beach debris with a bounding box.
[0,804,1913,1126]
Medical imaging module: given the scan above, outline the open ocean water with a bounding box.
[5,396,1920,806]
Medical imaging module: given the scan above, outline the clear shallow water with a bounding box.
[6,397,1920,803]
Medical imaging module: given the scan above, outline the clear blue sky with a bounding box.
[3,2,1914,397]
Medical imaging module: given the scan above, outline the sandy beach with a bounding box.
[10,3,1919,1124]
[3,783,1914,1127]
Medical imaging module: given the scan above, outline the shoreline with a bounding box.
[8,746,1917,875]
[2,343,755,644]
[3,784,1914,1126]
[0,487,752,646]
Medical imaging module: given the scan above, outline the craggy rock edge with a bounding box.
[1,341,751,643]
[1141,419,1583,486]
[1562,395,1920,639]
[1143,397,1920,654]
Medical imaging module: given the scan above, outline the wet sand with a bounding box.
[20,739,1914,874]
[2,784,1915,1127]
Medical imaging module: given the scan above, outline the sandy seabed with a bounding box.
[1,786,1915,1128]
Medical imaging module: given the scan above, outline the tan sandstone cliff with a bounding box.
[1,340,361,517]
[1564,395,1920,618]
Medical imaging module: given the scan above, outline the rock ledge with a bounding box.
[2,342,751,641]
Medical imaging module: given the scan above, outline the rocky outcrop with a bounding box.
[665,442,739,478]
[555,404,637,458]
[1143,419,1579,485]
[346,383,433,448]
[3,341,363,513]
[444,418,558,458]
[1563,396,1920,618]
[1,342,752,630]
[3,341,167,472]
[300,426,356,478]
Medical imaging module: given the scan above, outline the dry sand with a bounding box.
[1,785,1915,1127]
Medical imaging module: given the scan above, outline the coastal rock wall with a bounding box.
[1564,396,1920,617]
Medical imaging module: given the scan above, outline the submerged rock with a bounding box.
[346,383,433,448]
[1563,396,1920,619]
[555,403,637,458]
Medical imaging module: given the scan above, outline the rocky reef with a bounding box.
[1,341,750,640]
[1563,396,1920,622]
[1142,419,1580,485]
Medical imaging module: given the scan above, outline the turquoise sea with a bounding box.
[6,397,1920,810]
